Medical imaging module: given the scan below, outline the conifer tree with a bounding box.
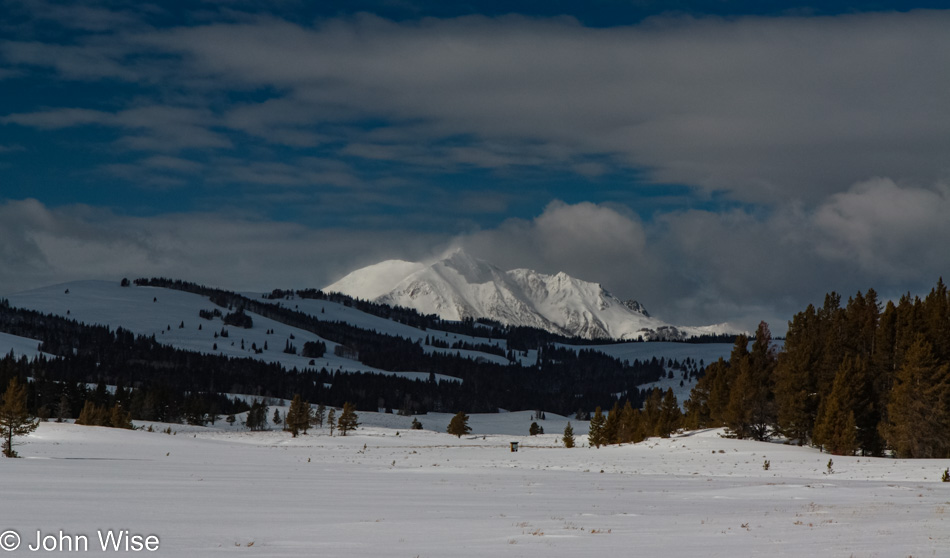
[76,400,96,426]
[685,358,729,429]
[639,388,663,441]
[447,411,471,438]
[109,403,133,429]
[654,388,681,438]
[881,337,950,458]
[1,378,38,458]
[337,402,359,436]
[617,400,637,443]
[286,395,311,437]
[314,403,326,428]
[411,417,423,430]
[813,356,859,455]
[588,407,606,448]
[529,422,541,436]
[562,421,575,448]
[603,401,621,445]
[327,408,336,435]
[773,305,822,445]
[724,322,776,441]
[55,393,70,423]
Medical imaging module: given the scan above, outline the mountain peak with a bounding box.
[433,248,500,285]
[325,254,734,340]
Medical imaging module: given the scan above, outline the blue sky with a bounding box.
[2,1,949,331]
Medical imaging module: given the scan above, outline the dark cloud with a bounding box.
[6,11,949,203]
[0,199,442,297]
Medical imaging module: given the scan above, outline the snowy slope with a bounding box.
[326,249,736,341]
[3,281,461,382]
[0,331,50,360]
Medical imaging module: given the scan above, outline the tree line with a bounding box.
[685,279,950,458]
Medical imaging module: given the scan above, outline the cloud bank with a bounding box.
[4,183,948,333]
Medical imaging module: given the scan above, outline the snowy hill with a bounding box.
[327,249,735,341]
[2,280,461,383]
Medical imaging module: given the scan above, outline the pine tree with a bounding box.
[1,378,39,458]
[814,356,859,455]
[327,408,336,436]
[773,305,822,445]
[286,394,310,437]
[56,393,70,423]
[724,323,776,441]
[603,401,621,445]
[639,388,663,441]
[314,403,326,427]
[562,421,575,448]
[337,402,359,436]
[529,422,541,436]
[654,388,681,438]
[109,403,133,429]
[76,400,96,426]
[881,336,950,458]
[411,417,423,430]
[685,358,728,429]
[447,411,471,438]
[588,407,606,448]
[617,400,637,443]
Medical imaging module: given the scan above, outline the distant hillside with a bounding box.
[1,278,735,422]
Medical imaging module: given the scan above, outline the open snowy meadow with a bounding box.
[3,411,949,557]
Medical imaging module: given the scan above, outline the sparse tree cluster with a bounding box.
[75,400,133,429]
[587,387,682,448]
[245,400,269,431]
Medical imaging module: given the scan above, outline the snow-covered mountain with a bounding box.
[326,249,735,341]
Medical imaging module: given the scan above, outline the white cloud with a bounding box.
[812,178,950,280]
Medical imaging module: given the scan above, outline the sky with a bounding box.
[2,0,949,332]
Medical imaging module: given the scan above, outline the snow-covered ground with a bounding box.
[4,413,948,557]
[0,331,48,360]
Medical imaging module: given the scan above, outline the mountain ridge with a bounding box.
[326,249,736,341]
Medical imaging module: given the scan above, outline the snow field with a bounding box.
[4,416,949,557]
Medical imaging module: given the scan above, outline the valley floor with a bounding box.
[3,418,949,557]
